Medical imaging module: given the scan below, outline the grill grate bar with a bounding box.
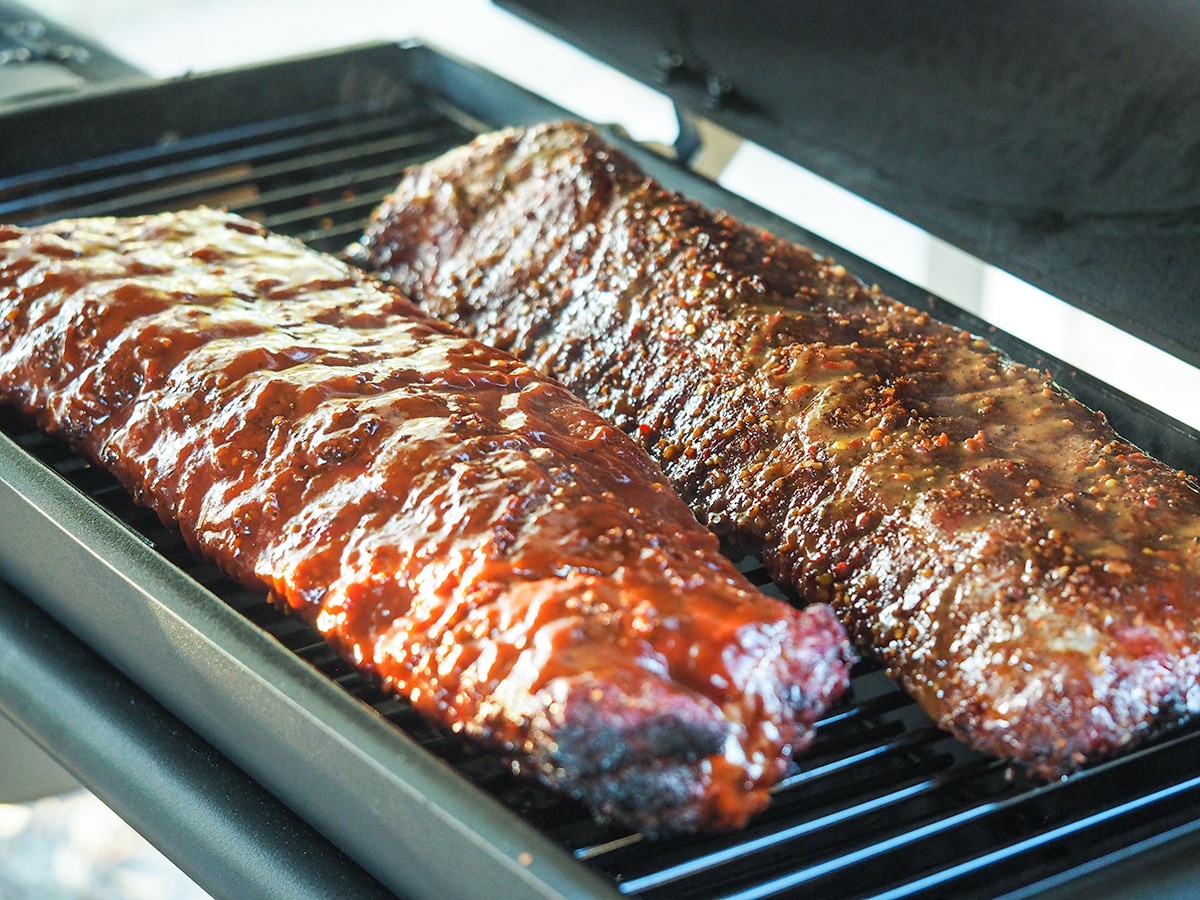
[718,799,1012,900]
[0,113,461,221]
[597,753,1014,896]
[248,167,403,213]
[254,186,391,230]
[0,100,431,197]
[868,776,1200,900]
[775,724,950,791]
[291,217,387,252]
[616,777,952,895]
[64,127,453,221]
[810,684,916,730]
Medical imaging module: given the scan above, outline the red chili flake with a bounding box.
[638,424,652,436]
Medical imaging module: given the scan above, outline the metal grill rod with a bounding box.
[0,110,450,219]
[0,98,394,196]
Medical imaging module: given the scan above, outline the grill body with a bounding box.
[2,42,1200,900]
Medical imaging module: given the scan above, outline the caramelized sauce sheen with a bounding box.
[0,208,853,835]
[362,121,1200,776]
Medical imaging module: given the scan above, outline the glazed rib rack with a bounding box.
[3,43,1200,899]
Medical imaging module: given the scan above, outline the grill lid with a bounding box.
[0,0,146,106]
[496,0,1200,371]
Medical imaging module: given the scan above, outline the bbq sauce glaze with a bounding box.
[361,121,1200,777]
[0,208,854,835]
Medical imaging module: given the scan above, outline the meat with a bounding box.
[356,121,1200,778]
[0,207,854,836]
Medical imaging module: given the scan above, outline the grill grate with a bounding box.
[0,99,472,250]
[4,49,1200,900]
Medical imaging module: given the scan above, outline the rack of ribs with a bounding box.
[357,121,1200,778]
[0,207,854,835]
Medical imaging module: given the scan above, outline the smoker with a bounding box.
[2,2,1200,898]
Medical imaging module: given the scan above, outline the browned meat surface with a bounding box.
[358,121,1200,777]
[0,207,854,835]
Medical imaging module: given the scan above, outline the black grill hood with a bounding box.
[0,0,146,106]
[497,0,1200,371]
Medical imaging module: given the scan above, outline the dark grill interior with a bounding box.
[4,45,1200,900]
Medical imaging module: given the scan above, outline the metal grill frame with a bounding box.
[2,41,1200,900]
